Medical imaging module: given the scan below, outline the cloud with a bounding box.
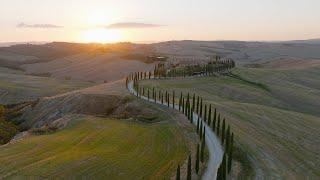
[17,23,63,28]
[104,22,163,29]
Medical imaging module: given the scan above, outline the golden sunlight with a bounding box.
[82,28,121,43]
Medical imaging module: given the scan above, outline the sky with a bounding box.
[1,0,320,43]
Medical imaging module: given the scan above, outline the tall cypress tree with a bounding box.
[225,125,230,152]
[165,91,168,103]
[195,144,200,174]
[147,89,150,101]
[161,93,164,104]
[182,98,185,113]
[167,94,170,107]
[217,114,221,136]
[199,121,203,140]
[152,87,155,99]
[192,93,196,112]
[202,126,206,142]
[178,95,181,110]
[200,138,205,163]
[222,153,227,180]
[228,133,234,174]
[200,99,203,120]
[208,104,212,126]
[196,117,200,134]
[180,92,183,111]
[204,104,207,123]
[173,91,175,109]
[176,165,180,180]
[213,108,217,132]
[187,155,191,180]
[222,118,226,144]
[196,96,200,114]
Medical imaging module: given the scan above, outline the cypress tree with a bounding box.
[200,99,203,120]
[204,104,207,123]
[196,96,200,114]
[208,104,212,126]
[226,125,230,152]
[196,117,200,134]
[190,109,193,124]
[219,153,226,180]
[173,91,175,109]
[161,93,164,104]
[202,126,206,143]
[192,93,195,112]
[222,118,226,144]
[187,155,191,180]
[182,98,185,113]
[217,114,221,136]
[180,92,182,105]
[199,121,203,140]
[147,89,150,101]
[228,133,234,174]
[165,91,168,103]
[200,138,205,163]
[167,94,170,107]
[178,96,181,110]
[213,108,217,132]
[152,87,155,100]
[195,144,200,174]
[176,165,180,180]
[184,98,188,116]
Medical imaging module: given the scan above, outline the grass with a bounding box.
[140,66,320,179]
[0,116,190,179]
[0,69,94,104]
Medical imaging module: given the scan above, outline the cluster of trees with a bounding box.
[125,57,236,85]
[125,56,236,179]
[0,105,19,145]
[167,57,235,77]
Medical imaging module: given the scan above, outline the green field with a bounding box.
[0,67,94,104]
[0,115,192,179]
[140,66,320,179]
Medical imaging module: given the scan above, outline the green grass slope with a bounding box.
[140,66,320,179]
[0,116,190,179]
[0,67,94,104]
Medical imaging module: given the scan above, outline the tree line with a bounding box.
[125,57,236,179]
[125,57,235,84]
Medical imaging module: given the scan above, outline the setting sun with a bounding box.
[82,28,121,43]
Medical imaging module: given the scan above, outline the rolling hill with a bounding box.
[140,65,320,179]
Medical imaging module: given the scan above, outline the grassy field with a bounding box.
[140,66,320,179]
[0,115,192,179]
[0,67,94,104]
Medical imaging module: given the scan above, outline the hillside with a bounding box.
[140,65,320,179]
[0,67,94,104]
[0,115,193,179]
[0,79,202,179]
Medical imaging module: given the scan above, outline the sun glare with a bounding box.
[83,28,121,43]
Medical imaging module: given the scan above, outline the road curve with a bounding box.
[128,81,223,180]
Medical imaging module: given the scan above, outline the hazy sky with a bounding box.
[1,0,320,43]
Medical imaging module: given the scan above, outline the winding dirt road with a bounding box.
[128,81,223,180]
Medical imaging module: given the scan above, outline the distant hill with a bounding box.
[287,38,320,45]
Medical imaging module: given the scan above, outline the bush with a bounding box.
[0,105,5,117]
[29,125,58,135]
[0,118,19,144]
